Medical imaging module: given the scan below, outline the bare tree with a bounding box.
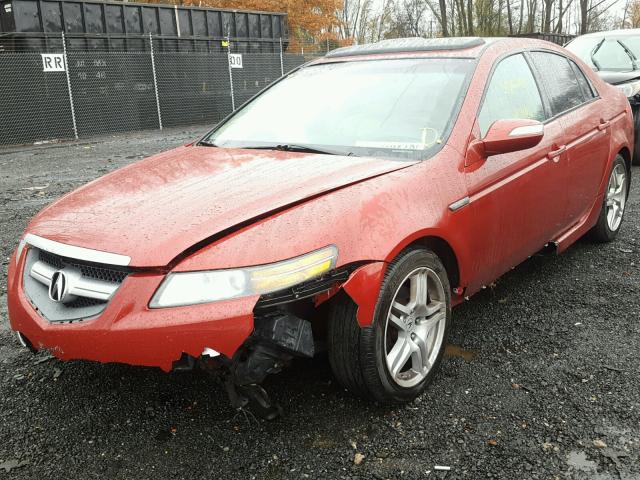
[467,0,475,33]
[553,0,573,32]
[340,0,362,39]
[542,0,555,32]
[506,0,514,33]
[526,0,538,31]
[518,0,525,32]
[580,0,620,33]
[386,0,430,37]
[439,0,450,36]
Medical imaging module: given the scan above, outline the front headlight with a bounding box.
[616,80,640,98]
[149,245,338,308]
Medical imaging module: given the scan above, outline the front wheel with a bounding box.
[590,155,629,242]
[328,248,451,403]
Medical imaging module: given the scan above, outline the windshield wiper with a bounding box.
[618,39,638,70]
[591,38,605,71]
[197,140,218,147]
[237,144,356,156]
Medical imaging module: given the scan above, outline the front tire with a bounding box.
[328,248,451,403]
[590,155,629,242]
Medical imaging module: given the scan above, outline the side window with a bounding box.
[478,54,545,137]
[569,60,596,99]
[530,52,586,116]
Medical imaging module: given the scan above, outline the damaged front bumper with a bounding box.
[7,250,257,372]
[8,246,386,373]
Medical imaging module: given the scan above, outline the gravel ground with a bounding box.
[0,128,639,480]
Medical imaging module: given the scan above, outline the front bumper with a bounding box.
[7,248,257,372]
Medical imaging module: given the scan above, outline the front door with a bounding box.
[464,53,568,291]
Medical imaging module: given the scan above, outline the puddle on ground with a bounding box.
[444,344,477,362]
[567,451,597,472]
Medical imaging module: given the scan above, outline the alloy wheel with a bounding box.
[606,163,627,232]
[384,267,447,388]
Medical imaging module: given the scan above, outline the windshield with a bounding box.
[203,58,474,160]
[566,36,637,71]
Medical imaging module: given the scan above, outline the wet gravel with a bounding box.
[1,129,639,479]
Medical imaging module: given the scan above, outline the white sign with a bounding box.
[229,53,243,69]
[42,54,66,72]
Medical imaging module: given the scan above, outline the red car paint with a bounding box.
[7,38,633,371]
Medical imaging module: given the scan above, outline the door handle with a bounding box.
[598,120,610,131]
[547,145,566,161]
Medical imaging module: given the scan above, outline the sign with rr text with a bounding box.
[41,54,66,72]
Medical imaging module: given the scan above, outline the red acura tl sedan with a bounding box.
[7,37,633,418]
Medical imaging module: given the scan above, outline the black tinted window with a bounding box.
[62,3,83,33]
[192,11,206,36]
[158,8,176,35]
[178,10,192,36]
[478,54,545,137]
[142,7,159,34]
[124,6,141,34]
[84,4,104,33]
[531,52,586,116]
[105,5,124,34]
[41,1,62,32]
[13,0,40,32]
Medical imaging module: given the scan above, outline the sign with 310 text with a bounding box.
[229,53,243,69]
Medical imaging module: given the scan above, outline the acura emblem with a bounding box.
[49,270,68,303]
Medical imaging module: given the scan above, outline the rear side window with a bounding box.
[569,60,596,99]
[530,52,587,116]
[478,54,545,137]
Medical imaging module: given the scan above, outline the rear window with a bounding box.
[569,60,596,99]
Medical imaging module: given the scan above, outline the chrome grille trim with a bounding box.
[22,247,130,323]
[24,233,131,267]
[29,260,120,302]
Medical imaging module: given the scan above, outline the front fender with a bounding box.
[342,262,387,327]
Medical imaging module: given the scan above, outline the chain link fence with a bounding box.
[0,34,323,146]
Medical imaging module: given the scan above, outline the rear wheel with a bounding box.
[590,155,628,242]
[632,110,640,166]
[328,248,451,403]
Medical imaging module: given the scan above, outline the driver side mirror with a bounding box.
[481,119,544,156]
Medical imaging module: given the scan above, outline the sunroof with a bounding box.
[326,37,486,58]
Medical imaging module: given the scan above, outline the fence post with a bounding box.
[149,33,163,130]
[279,37,284,76]
[61,32,78,140]
[226,37,235,111]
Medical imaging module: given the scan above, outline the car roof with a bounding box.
[321,36,556,61]
[574,28,640,39]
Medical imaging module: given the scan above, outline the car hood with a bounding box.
[596,70,640,85]
[27,145,416,267]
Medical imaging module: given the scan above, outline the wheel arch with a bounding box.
[400,236,460,290]
[385,233,461,291]
[618,146,632,184]
[338,233,462,327]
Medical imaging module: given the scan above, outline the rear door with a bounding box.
[464,53,568,289]
[529,51,611,226]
